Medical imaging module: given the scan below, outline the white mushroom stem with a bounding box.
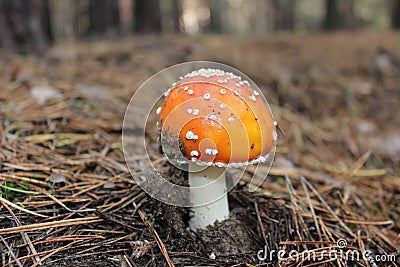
[188,164,229,230]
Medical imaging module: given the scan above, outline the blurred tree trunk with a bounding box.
[209,0,223,33]
[133,0,161,33]
[272,0,295,31]
[391,0,400,29]
[49,0,78,40]
[160,0,181,33]
[324,0,355,30]
[0,0,51,52]
[172,0,181,32]
[89,0,120,37]
[0,0,13,49]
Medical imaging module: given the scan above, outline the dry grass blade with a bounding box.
[124,254,135,267]
[28,183,96,212]
[301,177,357,239]
[1,199,42,264]
[300,176,322,241]
[0,217,103,234]
[31,241,80,267]
[357,230,372,267]
[0,236,23,267]
[299,213,393,226]
[23,133,99,144]
[254,200,268,245]
[0,195,49,218]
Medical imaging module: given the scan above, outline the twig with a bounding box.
[1,200,42,264]
[124,253,136,267]
[0,195,48,218]
[95,210,138,231]
[133,202,175,267]
[357,230,372,267]
[0,235,23,267]
[0,217,103,234]
[300,176,322,241]
[301,177,357,239]
[254,200,268,245]
[254,200,268,247]
[31,241,80,267]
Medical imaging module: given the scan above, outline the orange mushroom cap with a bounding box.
[157,68,276,168]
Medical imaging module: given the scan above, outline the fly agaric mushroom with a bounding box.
[157,68,276,230]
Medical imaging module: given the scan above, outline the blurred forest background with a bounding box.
[0,0,400,52]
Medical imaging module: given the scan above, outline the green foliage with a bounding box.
[355,0,390,29]
[0,182,39,200]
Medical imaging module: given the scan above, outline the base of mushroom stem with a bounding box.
[188,165,229,230]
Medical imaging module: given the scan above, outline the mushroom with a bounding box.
[157,68,276,230]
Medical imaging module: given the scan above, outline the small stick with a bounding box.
[31,241,80,267]
[301,176,322,241]
[299,213,393,226]
[254,200,268,245]
[95,210,138,231]
[133,202,175,267]
[357,230,372,267]
[301,177,357,239]
[124,254,135,267]
[0,217,102,235]
[0,236,23,267]
[1,199,42,265]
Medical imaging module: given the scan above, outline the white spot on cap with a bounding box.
[234,90,240,96]
[274,121,278,126]
[188,89,194,95]
[203,93,211,100]
[164,89,170,97]
[249,95,257,102]
[192,109,200,116]
[219,104,226,109]
[187,108,193,114]
[209,114,217,120]
[191,157,197,162]
[205,148,218,155]
[183,86,189,91]
[253,90,259,96]
[228,117,235,123]
[156,107,161,115]
[186,131,198,140]
[220,89,226,95]
[190,150,199,157]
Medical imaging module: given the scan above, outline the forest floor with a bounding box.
[0,31,399,267]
